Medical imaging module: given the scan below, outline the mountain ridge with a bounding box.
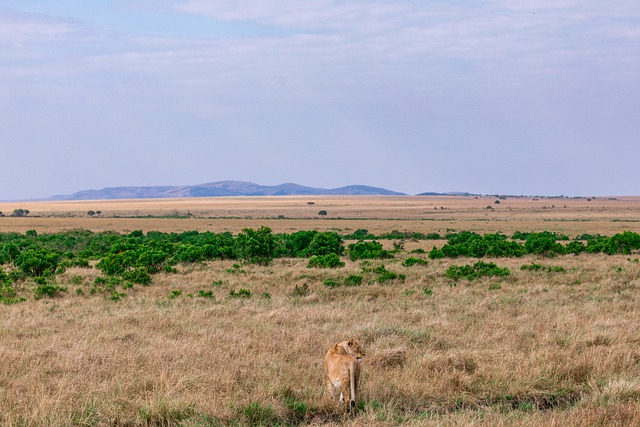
[49,181,407,200]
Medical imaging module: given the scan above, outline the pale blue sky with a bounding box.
[1,1,639,199]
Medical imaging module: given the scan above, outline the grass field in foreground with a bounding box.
[0,196,639,426]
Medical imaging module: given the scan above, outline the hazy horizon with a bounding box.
[2,1,639,200]
[2,179,633,203]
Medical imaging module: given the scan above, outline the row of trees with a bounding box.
[0,209,30,217]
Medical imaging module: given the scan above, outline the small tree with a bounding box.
[87,210,96,217]
[235,226,276,265]
[305,232,344,256]
[318,210,327,218]
[15,248,60,277]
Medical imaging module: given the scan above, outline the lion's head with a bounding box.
[340,338,365,361]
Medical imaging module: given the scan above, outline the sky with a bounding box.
[1,0,639,200]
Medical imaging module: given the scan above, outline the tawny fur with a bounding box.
[323,339,365,414]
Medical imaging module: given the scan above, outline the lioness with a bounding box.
[323,339,365,414]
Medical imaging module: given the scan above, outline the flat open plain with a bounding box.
[1,196,639,426]
[2,195,640,236]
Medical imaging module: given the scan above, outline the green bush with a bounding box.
[229,288,251,298]
[197,290,214,299]
[0,268,9,286]
[430,232,524,259]
[602,231,640,255]
[585,236,609,254]
[172,244,204,264]
[0,242,20,265]
[307,253,344,268]
[65,256,90,268]
[305,232,344,257]
[96,248,136,276]
[323,279,341,288]
[167,290,182,299]
[446,261,510,281]
[524,232,566,256]
[226,264,245,274]
[235,227,276,265]
[34,280,66,299]
[136,248,171,274]
[15,248,60,277]
[372,265,405,284]
[91,276,124,295]
[349,241,392,261]
[278,230,318,257]
[1,287,25,304]
[565,241,585,255]
[344,229,376,240]
[0,268,24,304]
[109,291,126,301]
[402,256,428,267]
[122,267,152,285]
[344,274,363,287]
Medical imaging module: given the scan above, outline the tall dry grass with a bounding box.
[1,250,639,426]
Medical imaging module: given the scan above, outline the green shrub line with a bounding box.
[1,228,639,302]
[429,231,640,259]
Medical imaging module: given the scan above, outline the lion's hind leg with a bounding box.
[340,377,352,414]
[325,377,336,401]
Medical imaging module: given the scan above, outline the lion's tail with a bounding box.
[349,361,356,411]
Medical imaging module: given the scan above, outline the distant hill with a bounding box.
[50,181,406,200]
[417,191,479,197]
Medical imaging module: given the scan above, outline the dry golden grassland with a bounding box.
[1,196,639,426]
[2,195,640,235]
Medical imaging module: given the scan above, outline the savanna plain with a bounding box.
[0,196,639,426]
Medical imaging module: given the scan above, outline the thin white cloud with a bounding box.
[175,0,414,32]
[2,0,634,121]
[0,12,77,44]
